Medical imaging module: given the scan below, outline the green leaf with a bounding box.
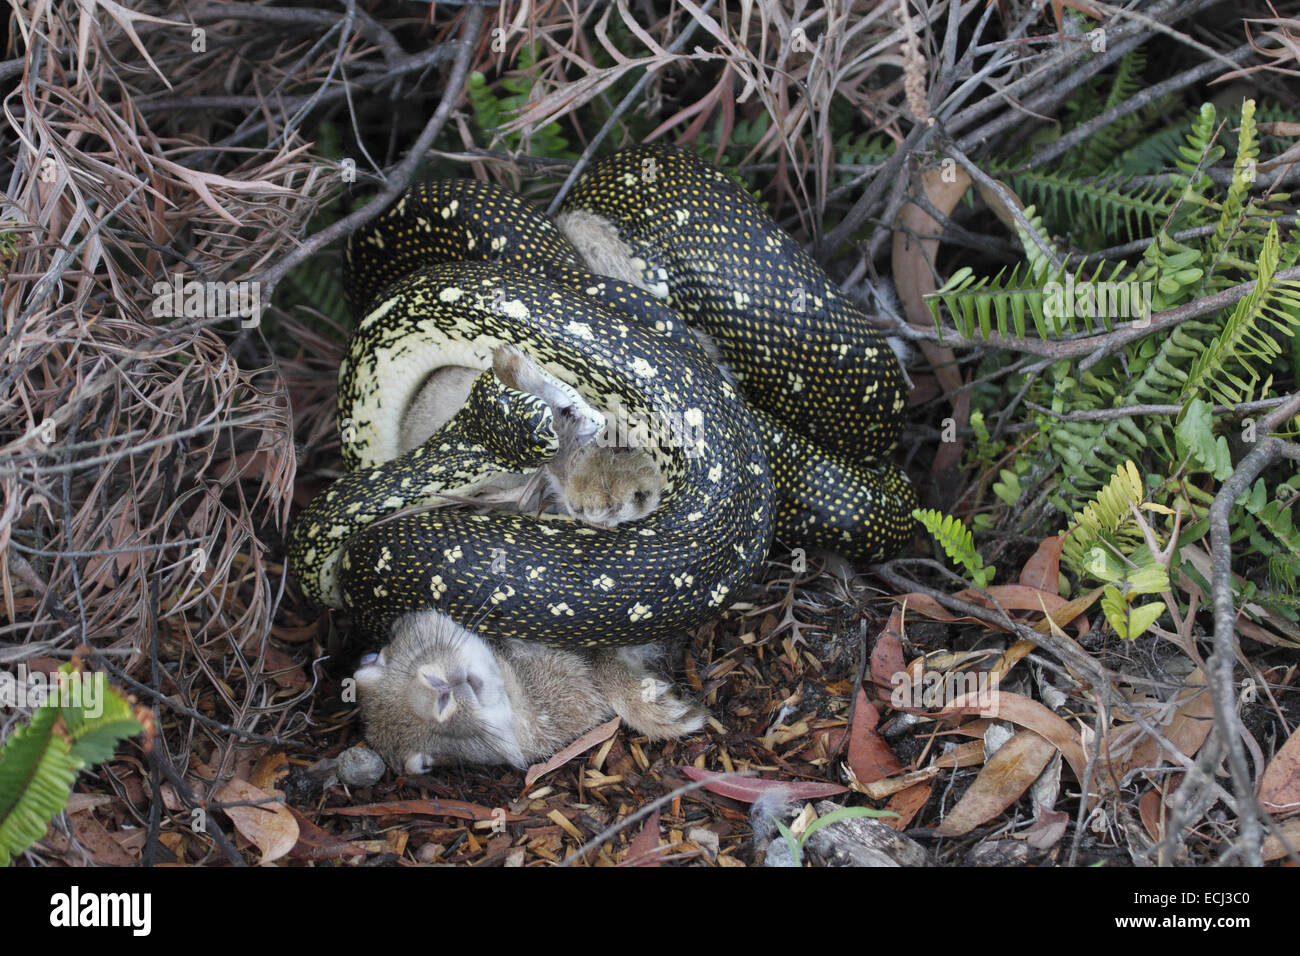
[993,469,1022,506]
[1101,588,1165,640]
[0,708,80,867]
[798,806,900,850]
[773,818,803,866]
[1175,398,1234,480]
[914,508,995,587]
[0,665,141,866]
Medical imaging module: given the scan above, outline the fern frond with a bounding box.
[0,706,82,867]
[927,258,1137,340]
[1170,102,1223,199]
[468,46,574,158]
[1072,48,1150,175]
[1005,169,1173,243]
[1211,98,1259,261]
[0,665,141,866]
[913,509,995,587]
[1183,223,1300,407]
[1060,460,1150,573]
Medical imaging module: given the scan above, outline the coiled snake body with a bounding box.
[289,145,914,647]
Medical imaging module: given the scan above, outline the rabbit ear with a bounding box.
[354,649,387,688]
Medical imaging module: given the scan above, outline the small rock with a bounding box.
[417,843,443,864]
[337,746,386,788]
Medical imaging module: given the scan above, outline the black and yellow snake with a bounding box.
[288,145,915,647]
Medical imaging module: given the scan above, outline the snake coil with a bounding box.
[289,145,914,648]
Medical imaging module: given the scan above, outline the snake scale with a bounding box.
[289,144,915,647]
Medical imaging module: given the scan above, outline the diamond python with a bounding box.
[288,144,916,647]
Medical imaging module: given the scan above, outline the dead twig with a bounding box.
[254,4,487,298]
[1206,393,1300,866]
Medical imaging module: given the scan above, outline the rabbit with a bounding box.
[354,608,706,773]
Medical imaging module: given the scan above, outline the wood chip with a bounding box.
[547,809,583,843]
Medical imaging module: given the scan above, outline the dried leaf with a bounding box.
[938,690,1090,782]
[882,783,933,831]
[624,808,662,867]
[1260,725,1300,816]
[1122,667,1214,774]
[679,767,847,803]
[249,751,290,794]
[286,807,366,862]
[214,778,299,864]
[68,811,138,865]
[1262,817,1300,862]
[846,688,903,784]
[870,611,907,702]
[1138,786,1172,843]
[1019,535,1064,593]
[1023,808,1069,850]
[524,716,621,787]
[935,731,1056,836]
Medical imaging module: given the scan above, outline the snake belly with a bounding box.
[290,257,774,647]
[557,144,917,561]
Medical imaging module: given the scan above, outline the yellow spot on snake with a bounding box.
[499,298,530,320]
[439,287,464,303]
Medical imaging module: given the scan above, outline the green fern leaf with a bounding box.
[913,508,995,587]
[1183,223,1300,407]
[1060,460,1151,574]
[0,665,141,866]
